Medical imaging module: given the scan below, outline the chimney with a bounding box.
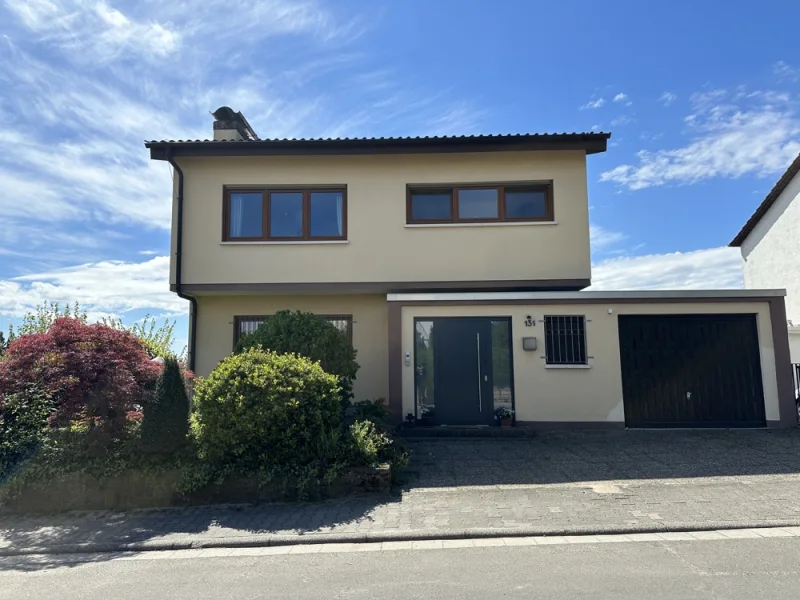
[211,106,259,141]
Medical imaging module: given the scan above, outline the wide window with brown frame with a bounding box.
[406,182,553,224]
[223,186,347,241]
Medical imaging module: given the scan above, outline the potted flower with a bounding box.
[419,405,436,426]
[495,406,514,427]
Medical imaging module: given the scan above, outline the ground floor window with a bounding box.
[543,315,587,365]
[234,314,353,348]
[414,317,513,425]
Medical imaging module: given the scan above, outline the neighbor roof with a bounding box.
[145,132,610,160]
[730,153,800,247]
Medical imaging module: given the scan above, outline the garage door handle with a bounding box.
[477,333,482,413]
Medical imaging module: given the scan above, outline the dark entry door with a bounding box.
[619,314,766,428]
[433,318,494,426]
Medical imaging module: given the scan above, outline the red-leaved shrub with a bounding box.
[0,318,161,434]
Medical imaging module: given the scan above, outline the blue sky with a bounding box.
[1,0,799,348]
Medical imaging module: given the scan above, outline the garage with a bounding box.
[618,314,767,428]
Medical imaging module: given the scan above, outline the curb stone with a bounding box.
[4,519,800,557]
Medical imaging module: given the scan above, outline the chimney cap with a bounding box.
[212,106,238,121]
[210,106,259,140]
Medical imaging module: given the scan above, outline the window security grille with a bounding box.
[234,315,353,347]
[544,315,587,365]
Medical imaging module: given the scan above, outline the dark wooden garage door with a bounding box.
[619,314,766,428]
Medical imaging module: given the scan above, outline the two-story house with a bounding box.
[730,154,800,377]
[146,108,796,429]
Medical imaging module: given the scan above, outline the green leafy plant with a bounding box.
[140,356,191,457]
[353,399,392,430]
[347,420,389,466]
[237,310,359,403]
[0,385,54,480]
[11,302,87,339]
[191,347,342,472]
[4,302,182,360]
[346,419,410,478]
[101,315,181,360]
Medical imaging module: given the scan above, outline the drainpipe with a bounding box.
[167,150,198,372]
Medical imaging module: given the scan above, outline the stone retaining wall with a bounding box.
[0,465,391,514]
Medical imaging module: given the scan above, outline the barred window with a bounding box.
[544,316,587,365]
[233,314,353,348]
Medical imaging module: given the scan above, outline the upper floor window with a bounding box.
[223,187,346,241]
[406,182,553,224]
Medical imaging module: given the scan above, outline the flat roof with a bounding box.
[387,289,786,302]
[146,132,610,160]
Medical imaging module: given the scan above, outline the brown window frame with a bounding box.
[406,181,554,224]
[233,314,353,349]
[223,186,347,241]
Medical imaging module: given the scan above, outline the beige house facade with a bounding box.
[147,108,797,429]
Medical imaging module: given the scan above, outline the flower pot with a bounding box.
[500,416,513,427]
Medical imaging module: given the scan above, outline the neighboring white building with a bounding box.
[731,154,800,363]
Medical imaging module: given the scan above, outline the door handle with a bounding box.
[477,333,482,413]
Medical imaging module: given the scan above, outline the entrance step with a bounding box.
[397,425,536,438]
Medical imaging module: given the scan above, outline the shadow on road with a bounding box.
[0,495,399,572]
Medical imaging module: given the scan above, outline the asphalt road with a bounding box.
[3,535,800,599]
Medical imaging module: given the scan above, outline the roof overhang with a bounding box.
[730,153,800,247]
[145,133,610,161]
[387,289,786,303]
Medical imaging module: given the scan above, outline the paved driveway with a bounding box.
[3,430,800,557]
[405,429,800,488]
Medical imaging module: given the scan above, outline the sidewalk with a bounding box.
[3,430,800,556]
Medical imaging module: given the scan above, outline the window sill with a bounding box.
[544,364,592,369]
[405,221,557,229]
[220,240,349,245]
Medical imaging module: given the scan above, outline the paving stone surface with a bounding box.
[3,429,800,552]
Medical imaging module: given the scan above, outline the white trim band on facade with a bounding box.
[387,289,787,302]
[220,241,350,245]
[405,222,558,229]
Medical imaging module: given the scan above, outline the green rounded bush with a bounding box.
[236,311,359,402]
[191,348,342,471]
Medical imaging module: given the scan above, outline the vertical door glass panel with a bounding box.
[414,320,435,422]
[229,193,262,238]
[270,192,303,237]
[491,320,513,415]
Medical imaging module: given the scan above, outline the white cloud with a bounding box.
[613,93,628,103]
[600,88,800,190]
[774,61,800,82]
[610,115,633,127]
[0,256,184,319]
[659,92,677,106]
[589,247,743,290]
[639,131,664,141]
[580,97,605,110]
[4,0,181,62]
[590,224,627,251]
[591,124,601,132]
